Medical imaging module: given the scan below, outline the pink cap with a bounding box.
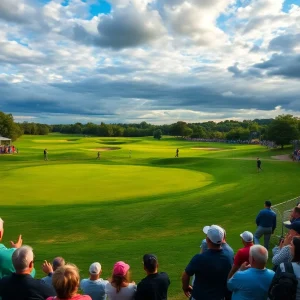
[113,261,130,276]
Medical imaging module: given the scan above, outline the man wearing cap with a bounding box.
[41,257,65,286]
[182,225,232,300]
[80,262,108,300]
[254,201,276,250]
[135,254,170,300]
[228,231,254,279]
[228,245,274,299]
[272,221,300,267]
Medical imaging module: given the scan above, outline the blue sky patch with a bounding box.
[90,0,112,16]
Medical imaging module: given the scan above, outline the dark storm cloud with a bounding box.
[253,54,300,78]
[227,63,263,78]
[268,34,300,52]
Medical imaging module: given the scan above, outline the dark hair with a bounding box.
[292,237,300,262]
[143,254,158,273]
[294,207,300,215]
[265,200,272,207]
[111,273,130,293]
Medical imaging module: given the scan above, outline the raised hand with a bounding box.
[10,234,22,248]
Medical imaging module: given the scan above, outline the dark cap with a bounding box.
[285,221,300,234]
[143,254,158,271]
[265,200,272,207]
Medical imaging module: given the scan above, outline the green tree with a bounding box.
[0,112,23,141]
[153,129,162,140]
[267,115,300,148]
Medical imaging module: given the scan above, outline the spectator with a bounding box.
[80,262,108,300]
[135,254,170,300]
[41,257,65,286]
[182,225,232,300]
[228,231,254,279]
[271,237,300,299]
[105,261,136,300]
[290,207,300,223]
[0,246,55,300]
[200,225,234,263]
[0,218,35,279]
[272,221,300,267]
[227,245,275,299]
[254,200,276,249]
[47,264,91,300]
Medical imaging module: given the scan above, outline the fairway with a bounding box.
[0,134,299,300]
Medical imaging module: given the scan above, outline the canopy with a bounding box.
[0,136,11,144]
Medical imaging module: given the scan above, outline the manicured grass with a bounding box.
[0,134,298,299]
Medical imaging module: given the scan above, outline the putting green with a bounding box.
[2,164,213,205]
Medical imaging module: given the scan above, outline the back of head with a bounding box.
[206,225,224,248]
[265,200,272,208]
[12,246,34,273]
[250,245,268,267]
[52,264,80,299]
[143,254,158,273]
[294,207,300,217]
[52,257,65,271]
[112,261,130,293]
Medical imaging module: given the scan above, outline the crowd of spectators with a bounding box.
[0,145,17,154]
[1,201,300,300]
[293,149,300,161]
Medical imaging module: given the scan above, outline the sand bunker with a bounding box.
[271,155,292,161]
[192,147,222,151]
[88,147,120,151]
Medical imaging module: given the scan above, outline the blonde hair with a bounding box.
[52,264,80,298]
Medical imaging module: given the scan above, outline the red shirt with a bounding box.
[46,295,91,300]
[233,243,253,267]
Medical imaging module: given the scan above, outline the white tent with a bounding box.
[0,136,11,145]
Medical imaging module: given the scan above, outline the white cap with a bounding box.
[89,262,101,274]
[205,225,224,244]
[240,231,253,242]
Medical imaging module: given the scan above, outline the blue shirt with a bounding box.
[228,268,274,300]
[200,240,234,264]
[185,249,232,300]
[256,208,276,230]
[80,278,108,300]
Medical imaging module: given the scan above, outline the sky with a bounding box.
[0,0,300,124]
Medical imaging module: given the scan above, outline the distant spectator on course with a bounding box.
[47,264,91,300]
[135,254,170,300]
[254,200,276,249]
[228,245,275,300]
[80,262,108,300]
[257,157,262,172]
[182,225,232,300]
[228,231,254,279]
[44,149,48,161]
[41,257,65,286]
[105,261,136,300]
[0,246,55,300]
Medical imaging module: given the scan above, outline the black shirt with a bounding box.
[257,159,261,166]
[135,272,170,300]
[0,273,56,300]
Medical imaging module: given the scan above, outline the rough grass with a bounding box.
[0,134,298,299]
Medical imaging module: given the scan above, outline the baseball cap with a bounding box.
[143,254,158,270]
[285,221,300,234]
[205,225,224,244]
[89,262,101,275]
[113,261,130,276]
[240,231,253,242]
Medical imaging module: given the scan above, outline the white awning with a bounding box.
[0,136,11,141]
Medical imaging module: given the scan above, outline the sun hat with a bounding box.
[113,261,130,276]
[240,231,253,242]
[89,262,101,274]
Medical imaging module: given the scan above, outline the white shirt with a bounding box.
[105,283,136,300]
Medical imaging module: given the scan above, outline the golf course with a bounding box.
[0,134,299,299]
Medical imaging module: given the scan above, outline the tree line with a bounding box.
[0,110,299,148]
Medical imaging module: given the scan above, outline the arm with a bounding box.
[256,212,261,226]
[181,271,192,298]
[228,264,240,280]
[272,246,291,266]
[272,214,277,232]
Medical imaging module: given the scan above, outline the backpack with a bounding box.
[268,262,298,300]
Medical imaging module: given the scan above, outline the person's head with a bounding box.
[12,245,34,274]
[265,200,272,208]
[52,264,80,299]
[291,207,300,219]
[240,231,253,246]
[291,237,300,262]
[143,254,158,274]
[52,257,65,271]
[249,245,268,269]
[89,262,102,280]
[0,218,3,241]
[111,261,130,293]
[285,221,300,236]
[257,157,259,160]
[204,225,224,249]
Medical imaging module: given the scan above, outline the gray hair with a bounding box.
[250,245,268,265]
[12,246,34,272]
[53,257,65,271]
[0,218,3,231]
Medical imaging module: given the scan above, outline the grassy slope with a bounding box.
[0,134,298,299]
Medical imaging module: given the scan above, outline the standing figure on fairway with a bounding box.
[254,200,276,250]
[97,151,100,160]
[44,149,48,161]
[257,157,262,172]
[175,148,179,158]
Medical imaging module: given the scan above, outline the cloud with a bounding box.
[268,33,300,51]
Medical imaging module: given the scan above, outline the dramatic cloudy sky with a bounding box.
[0,0,300,124]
